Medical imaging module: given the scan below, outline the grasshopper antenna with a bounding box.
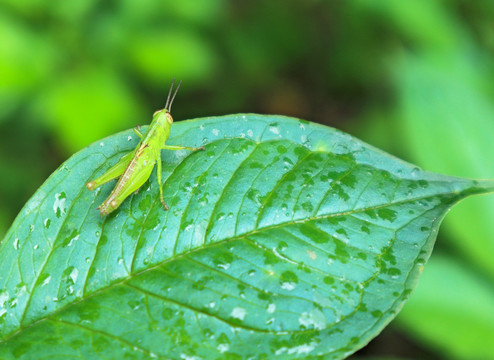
[168,80,182,113]
[164,78,175,111]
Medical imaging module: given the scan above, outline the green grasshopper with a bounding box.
[86,80,204,216]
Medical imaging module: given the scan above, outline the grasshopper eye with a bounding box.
[166,112,174,124]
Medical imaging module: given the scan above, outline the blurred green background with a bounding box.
[1,0,494,358]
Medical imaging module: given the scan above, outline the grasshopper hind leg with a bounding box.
[86,151,134,191]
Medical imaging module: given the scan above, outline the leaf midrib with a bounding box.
[1,187,460,345]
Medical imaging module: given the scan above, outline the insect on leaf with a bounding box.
[1,114,492,359]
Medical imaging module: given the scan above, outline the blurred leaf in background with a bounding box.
[397,255,494,360]
[37,67,145,151]
[1,0,494,358]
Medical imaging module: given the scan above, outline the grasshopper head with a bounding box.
[152,108,173,125]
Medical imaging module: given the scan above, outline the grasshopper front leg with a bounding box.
[162,144,205,151]
[156,151,169,210]
[133,125,144,138]
[156,144,204,210]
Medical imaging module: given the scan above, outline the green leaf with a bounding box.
[0,114,491,359]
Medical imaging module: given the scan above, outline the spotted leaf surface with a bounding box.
[0,114,492,359]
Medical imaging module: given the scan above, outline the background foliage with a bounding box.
[1,0,494,358]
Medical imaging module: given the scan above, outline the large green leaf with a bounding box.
[0,114,491,359]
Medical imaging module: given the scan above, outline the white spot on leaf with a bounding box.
[307,250,317,260]
[217,344,229,353]
[269,124,280,134]
[281,282,296,291]
[231,307,246,320]
[41,276,51,287]
[299,309,326,330]
[53,193,67,217]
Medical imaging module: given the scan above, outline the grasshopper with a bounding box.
[86,80,204,216]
